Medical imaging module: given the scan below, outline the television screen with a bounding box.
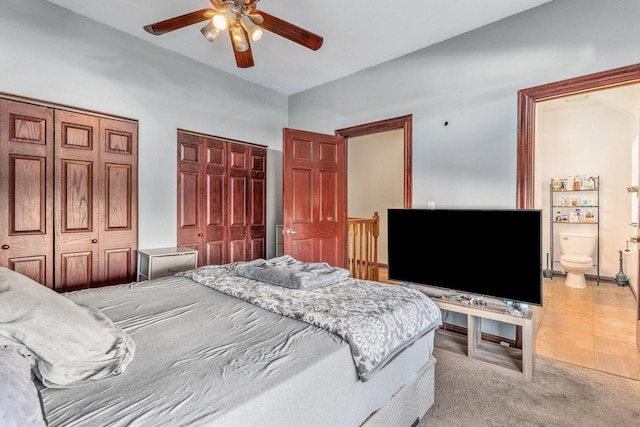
[387,208,542,306]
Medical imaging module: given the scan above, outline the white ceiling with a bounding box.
[42,0,551,95]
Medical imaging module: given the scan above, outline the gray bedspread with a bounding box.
[179,263,442,381]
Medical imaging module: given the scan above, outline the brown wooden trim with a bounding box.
[0,92,138,124]
[335,114,413,208]
[517,63,640,209]
[440,322,518,348]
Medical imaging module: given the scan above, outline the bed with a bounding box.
[0,256,442,427]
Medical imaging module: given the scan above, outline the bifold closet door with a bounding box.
[227,142,266,262]
[177,132,226,266]
[55,111,137,291]
[0,99,54,287]
[177,132,265,265]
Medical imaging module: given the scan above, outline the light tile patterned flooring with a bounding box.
[379,268,640,380]
[533,276,640,380]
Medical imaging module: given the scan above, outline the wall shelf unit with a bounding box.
[550,176,600,283]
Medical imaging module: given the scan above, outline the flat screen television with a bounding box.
[387,208,543,306]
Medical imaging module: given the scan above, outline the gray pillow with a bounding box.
[0,267,135,388]
[0,348,46,427]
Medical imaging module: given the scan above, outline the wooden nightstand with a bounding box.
[137,247,198,281]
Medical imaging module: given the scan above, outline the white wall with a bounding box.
[0,0,287,255]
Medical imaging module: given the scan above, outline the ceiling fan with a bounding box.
[143,0,323,68]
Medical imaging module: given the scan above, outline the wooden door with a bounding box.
[247,144,266,260]
[227,142,249,262]
[227,142,267,262]
[0,99,54,287]
[54,110,100,290]
[177,132,266,266]
[99,117,137,286]
[177,131,227,266]
[227,142,266,262]
[282,128,346,267]
[54,111,137,290]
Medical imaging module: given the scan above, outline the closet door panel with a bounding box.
[204,139,226,265]
[0,99,54,287]
[55,110,100,291]
[227,143,248,261]
[99,118,137,285]
[248,147,266,259]
[177,134,204,257]
[60,251,93,290]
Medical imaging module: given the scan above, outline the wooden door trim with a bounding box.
[335,114,412,208]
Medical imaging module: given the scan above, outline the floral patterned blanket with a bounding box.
[178,263,442,381]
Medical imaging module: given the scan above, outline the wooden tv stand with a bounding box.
[410,285,536,382]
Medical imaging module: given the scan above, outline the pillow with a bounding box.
[0,348,46,427]
[0,267,135,388]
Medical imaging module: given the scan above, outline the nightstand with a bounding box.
[137,247,198,281]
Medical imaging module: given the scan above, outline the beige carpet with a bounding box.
[419,348,640,427]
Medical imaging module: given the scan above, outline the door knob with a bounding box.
[91,239,98,243]
[198,233,203,237]
[1,245,9,250]
[286,229,297,235]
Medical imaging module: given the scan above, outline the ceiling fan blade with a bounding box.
[252,10,323,51]
[144,9,215,35]
[231,36,255,68]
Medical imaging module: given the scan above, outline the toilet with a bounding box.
[559,232,596,289]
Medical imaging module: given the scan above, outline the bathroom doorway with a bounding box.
[517,65,640,364]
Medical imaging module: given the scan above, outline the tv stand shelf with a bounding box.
[411,285,535,382]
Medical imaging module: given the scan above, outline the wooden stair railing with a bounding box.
[347,212,379,281]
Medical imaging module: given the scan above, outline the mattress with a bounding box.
[38,275,436,427]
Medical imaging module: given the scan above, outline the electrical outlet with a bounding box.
[427,201,436,210]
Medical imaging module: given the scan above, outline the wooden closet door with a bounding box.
[54,110,100,290]
[99,117,137,286]
[227,142,249,263]
[55,112,137,290]
[177,132,265,266]
[203,138,227,265]
[0,99,54,287]
[227,142,266,262]
[247,145,266,260]
[177,131,227,266]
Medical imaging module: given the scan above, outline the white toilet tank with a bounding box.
[559,232,596,256]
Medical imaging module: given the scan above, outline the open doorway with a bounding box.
[517,63,640,378]
[336,115,413,281]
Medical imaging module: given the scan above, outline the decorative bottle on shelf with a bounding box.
[586,210,594,223]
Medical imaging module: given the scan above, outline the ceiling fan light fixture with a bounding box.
[240,15,263,42]
[230,25,249,52]
[212,13,228,31]
[200,21,222,42]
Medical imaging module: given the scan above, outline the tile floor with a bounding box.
[533,276,640,380]
[379,268,640,380]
